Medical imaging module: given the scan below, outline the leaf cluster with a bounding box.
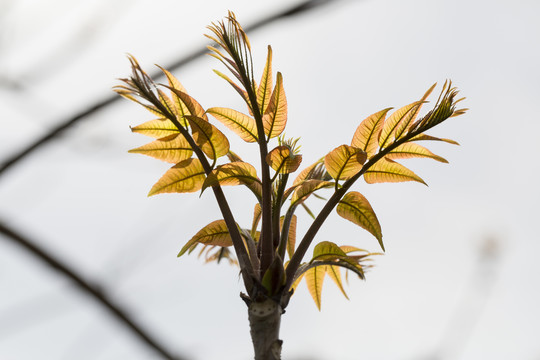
[115,11,467,309]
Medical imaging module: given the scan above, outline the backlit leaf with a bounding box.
[311,241,348,262]
[128,133,193,163]
[324,145,367,181]
[351,108,392,157]
[280,215,297,259]
[148,158,205,196]
[158,66,190,127]
[177,220,233,257]
[394,83,436,139]
[379,102,421,149]
[257,45,273,113]
[130,118,180,139]
[263,72,287,139]
[337,191,384,251]
[167,87,208,121]
[251,203,262,238]
[207,107,258,143]
[266,146,303,174]
[304,265,326,310]
[387,143,448,163]
[291,180,333,206]
[410,134,460,145]
[186,116,230,160]
[364,157,426,185]
[213,70,250,110]
[201,162,262,200]
[326,265,349,300]
[293,158,326,185]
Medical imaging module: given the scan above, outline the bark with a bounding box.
[248,299,283,360]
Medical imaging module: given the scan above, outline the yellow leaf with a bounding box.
[257,45,273,113]
[213,69,250,107]
[291,180,333,206]
[201,162,262,200]
[394,83,436,139]
[311,241,348,261]
[251,203,262,238]
[386,142,448,163]
[157,66,190,127]
[266,146,302,174]
[324,145,367,181]
[326,265,349,300]
[351,108,392,157]
[128,134,193,163]
[207,107,258,143]
[178,220,233,257]
[280,215,297,259]
[167,87,208,121]
[293,158,325,186]
[148,158,205,196]
[337,191,384,251]
[364,157,426,185]
[186,116,230,160]
[304,266,326,310]
[379,102,422,149]
[263,72,287,139]
[410,134,460,145]
[130,118,180,139]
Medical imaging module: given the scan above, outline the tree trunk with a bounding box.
[248,299,283,360]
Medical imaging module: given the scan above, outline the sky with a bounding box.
[1,0,540,359]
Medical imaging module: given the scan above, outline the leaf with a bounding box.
[386,143,448,163]
[311,241,348,262]
[128,133,193,163]
[293,158,326,185]
[337,192,384,251]
[351,108,392,157]
[263,72,287,139]
[324,145,367,181]
[167,87,208,121]
[364,157,426,185]
[326,265,349,300]
[213,69,250,108]
[130,118,180,139]
[251,203,262,238]
[186,116,230,160]
[148,158,206,196]
[410,134,460,145]
[266,146,303,174]
[207,107,258,143]
[257,46,273,113]
[178,220,233,257]
[304,265,326,310]
[291,180,333,206]
[158,66,190,127]
[394,83,436,139]
[379,102,421,149]
[201,162,262,200]
[280,215,297,259]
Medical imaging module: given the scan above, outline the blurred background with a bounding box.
[1,0,539,359]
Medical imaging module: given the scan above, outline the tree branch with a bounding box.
[0,219,186,360]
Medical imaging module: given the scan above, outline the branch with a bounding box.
[0,0,338,177]
[0,219,186,360]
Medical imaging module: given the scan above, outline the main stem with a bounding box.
[248,299,283,360]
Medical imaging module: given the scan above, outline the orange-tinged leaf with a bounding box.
[158,66,190,126]
[158,66,188,94]
[266,146,302,174]
[148,158,205,196]
[251,203,262,237]
[280,215,297,259]
[257,45,273,113]
[263,72,287,139]
[293,158,325,185]
[178,220,233,257]
[207,107,258,143]
[324,145,367,181]
[187,116,230,160]
[351,108,392,157]
[128,133,193,163]
[387,142,448,163]
[337,191,384,251]
[410,134,460,145]
[213,70,250,110]
[394,83,436,139]
[201,162,262,200]
[379,102,421,149]
[364,157,426,185]
[304,265,326,310]
[167,87,208,121]
[326,265,349,300]
[291,180,333,206]
[311,241,348,262]
[130,118,180,139]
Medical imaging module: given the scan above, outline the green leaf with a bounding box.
[324,145,367,181]
[128,133,193,163]
[186,116,230,160]
[337,192,384,251]
[207,107,258,143]
[266,146,303,174]
[148,158,206,196]
[311,241,348,262]
[291,180,333,206]
[386,142,448,163]
[263,72,287,139]
[130,118,180,139]
[351,108,392,157]
[304,265,326,310]
[364,157,426,185]
[257,45,273,113]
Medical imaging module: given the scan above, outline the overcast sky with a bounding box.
[1,0,539,359]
